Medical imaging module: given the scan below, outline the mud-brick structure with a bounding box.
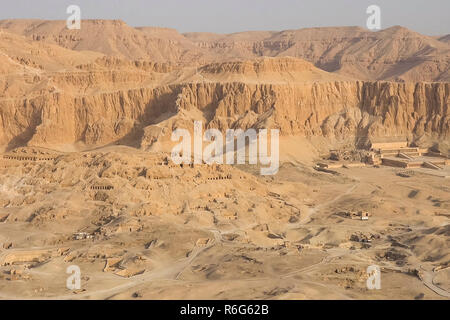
[368,141,449,170]
[90,185,114,190]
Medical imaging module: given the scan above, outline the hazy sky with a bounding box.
[0,0,448,35]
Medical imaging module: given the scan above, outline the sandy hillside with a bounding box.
[0,147,448,299]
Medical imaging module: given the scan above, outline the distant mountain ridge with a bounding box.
[0,19,449,82]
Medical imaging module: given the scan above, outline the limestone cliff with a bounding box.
[0,80,447,151]
[0,30,447,152]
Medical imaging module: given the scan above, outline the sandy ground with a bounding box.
[0,147,448,300]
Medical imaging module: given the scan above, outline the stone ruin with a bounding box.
[319,141,449,171]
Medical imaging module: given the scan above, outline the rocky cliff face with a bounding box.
[0,29,447,152]
[1,80,447,151]
[165,81,449,146]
